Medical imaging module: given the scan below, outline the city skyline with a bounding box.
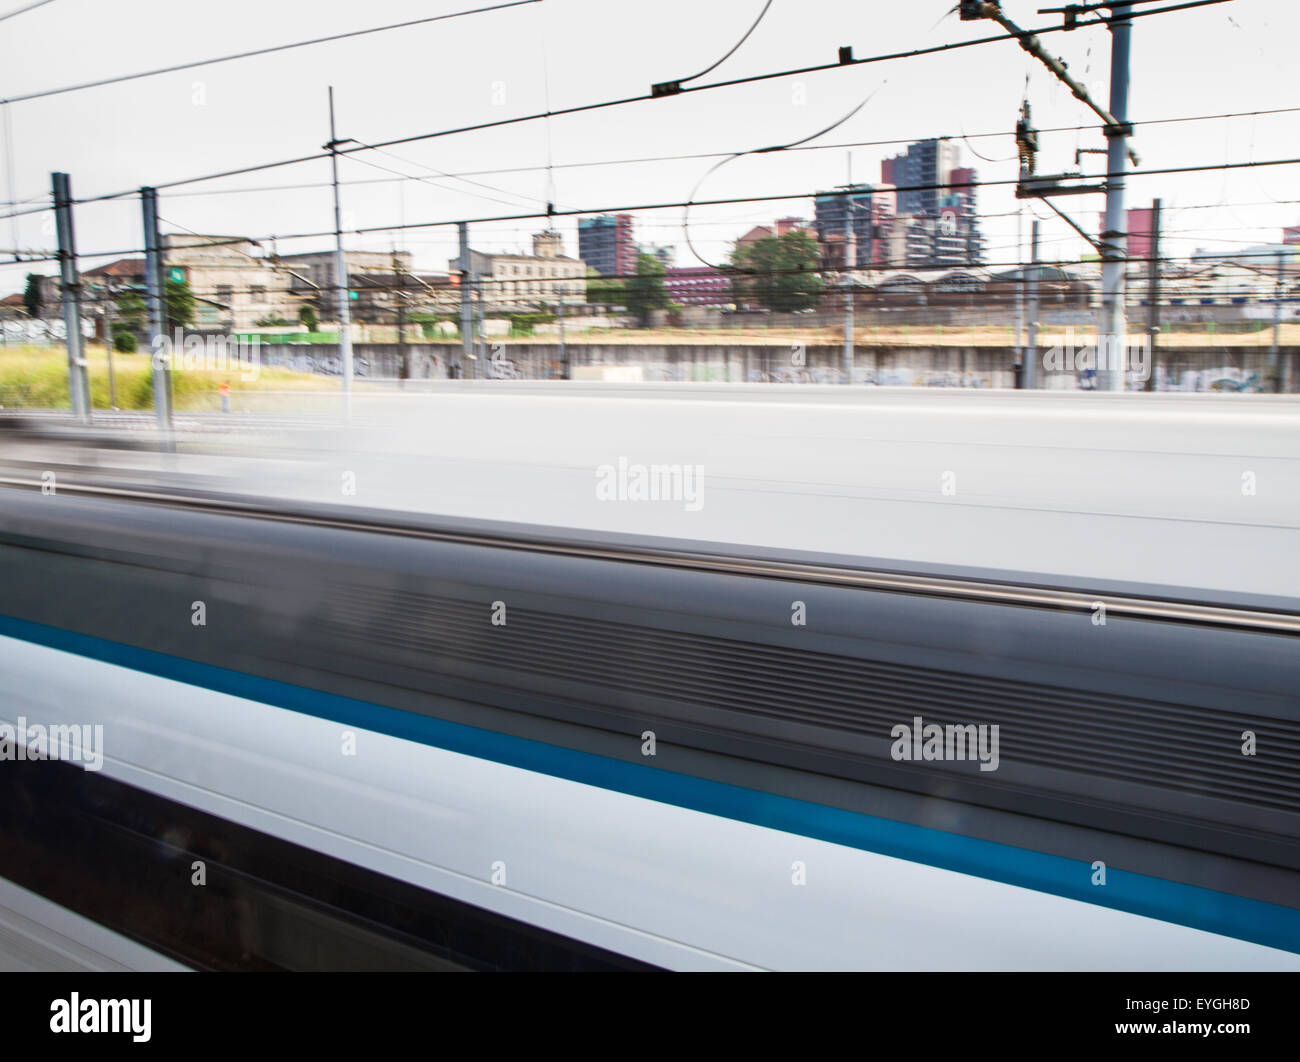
[2,0,1298,295]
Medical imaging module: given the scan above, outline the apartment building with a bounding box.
[449,231,587,313]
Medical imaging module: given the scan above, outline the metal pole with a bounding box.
[558,295,567,380]
[393,250,408,385]
[457,222,472,379]
[141,186,171,431]
[52,172,90,421]
[842,155,855,384]
[1014,205,1024,373]
[103,278,117,408]
[327,87,353,416]
[476,285,487,378]
[1097,3,1132,392]
[1269,252,1284,393]
[1025,220,1040,389]
[1145,198,1161,392]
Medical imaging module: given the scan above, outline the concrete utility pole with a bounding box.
[392,249,408,385]
[52,172,90,422]
[141,187,171,432]
[967,2,1138,392]
[557,295,568,380]
[327,87,354,415]
[1145,198,1161,392]
[1096,3,1133,392]
[476,287,487,378]
[102,277,118,408]
[842,154,855,385]
[1025,220,1040,389]
[457,222,473,379]
[1014,205,1025,376]
[1269,252,1285,393]
[842,237,855,383]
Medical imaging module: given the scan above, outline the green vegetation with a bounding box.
[22,273,42,319]
[586,267,626,307]
[623,254,675,325]
[233,331,338,344]
[729,230,824,313]
[112,280,195,332]
[298,304,319,332]
[410,312,458,338]
[507,311,555,336]
[0,345,341,411]
[165,278,196,330]
[115,289,146,332]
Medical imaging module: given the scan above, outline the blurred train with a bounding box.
[0,485,1297,969]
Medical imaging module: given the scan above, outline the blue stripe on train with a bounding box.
[1,611,1296,956]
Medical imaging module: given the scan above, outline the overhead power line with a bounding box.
[25,102,1283,211]
[8,153,1300,270]
[676,0,774,85]
[0,0,540,105]
[241,154,1300,245]
[0,0,57,23]
[52,0,1230,210]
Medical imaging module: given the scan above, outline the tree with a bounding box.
[585,267,625,307]
[165,278,195,330]
[730,230,824,313]
[624,253,674,325]
[298,303,319,332]
[23,273,43,318]
[113,282,193,332]
[114,289,146,332]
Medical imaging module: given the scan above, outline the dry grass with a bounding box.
[0,343,360,411]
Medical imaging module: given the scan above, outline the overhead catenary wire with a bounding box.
[215,154,1300,246]
[675,0,775,85]
[11,151,1300,272]
[2,96,1296,224]
[350,141,557,212]
[60,101,1297,211]
[684,84,887,270]
[342,148,544,213]
[0,0,57,23]
[0,0,542,106]
[36,1,1234,212]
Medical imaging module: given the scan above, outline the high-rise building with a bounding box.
[578,214,636,277]
[882,138,961,217]
[813,185,894,268]
[877,140,982,267]
[1097,207,1155,261]
[639,243,675,268]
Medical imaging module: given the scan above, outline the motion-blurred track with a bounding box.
[1,385,1297,969]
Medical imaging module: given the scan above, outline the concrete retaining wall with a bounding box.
[257,341,1297,391]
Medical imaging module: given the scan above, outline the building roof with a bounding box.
[988,265,1086,284]
[736,225,774,246]
[83,258,145,278]
[350,273,454,291]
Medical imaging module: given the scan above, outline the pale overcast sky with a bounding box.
[2,0,1296,293]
